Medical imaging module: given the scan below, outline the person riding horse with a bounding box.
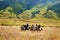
[35,24,41,31]
[30,25,35,31]
[21,24,42,31]
[21,24,29,30]
[30,24,41,31]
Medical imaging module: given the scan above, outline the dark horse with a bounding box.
[21,24,29,31]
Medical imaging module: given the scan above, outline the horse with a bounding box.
[21,24,30,31]
[34,24,42,31]
[29,25,35,31]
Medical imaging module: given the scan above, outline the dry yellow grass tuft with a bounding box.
[0,26,60,40]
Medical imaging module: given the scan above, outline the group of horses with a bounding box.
[21,24,43,31]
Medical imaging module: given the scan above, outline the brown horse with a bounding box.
[29,25,35,31]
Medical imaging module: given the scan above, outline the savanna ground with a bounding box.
[0,26,60,40]
[0,18,60,40]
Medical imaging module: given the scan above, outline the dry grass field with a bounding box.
[0,18,60,40]
[0,0,60,40]
[0,26,60,40]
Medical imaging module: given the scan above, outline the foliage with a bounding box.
[18,10,32,19]
[12,4,25,14]
[44,10,58,19]
[0,0,60,20]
